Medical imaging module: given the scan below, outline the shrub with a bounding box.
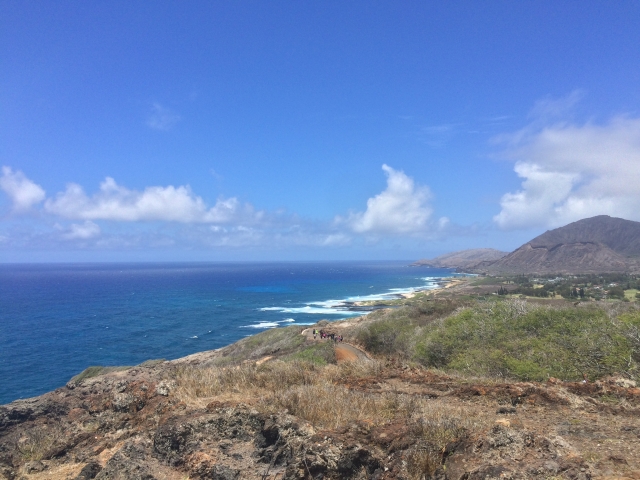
[354,299,465,358]
[414,300,640,381]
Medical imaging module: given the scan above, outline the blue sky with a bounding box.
[2,1,640,261]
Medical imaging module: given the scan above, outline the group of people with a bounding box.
[312,328,343,343]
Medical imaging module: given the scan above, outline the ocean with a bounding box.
[0,262,456,404]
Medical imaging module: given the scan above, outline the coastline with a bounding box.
[347,274,470,307]
[0,262,459,404]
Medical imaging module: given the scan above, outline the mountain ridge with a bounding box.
[412,248,508,270]
[477,215,640,274]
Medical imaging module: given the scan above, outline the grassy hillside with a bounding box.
[353,298,640,382]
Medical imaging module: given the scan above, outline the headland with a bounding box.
[2,280,640,479]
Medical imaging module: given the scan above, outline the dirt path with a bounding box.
[335,343,369,363]
[301,328,370,363]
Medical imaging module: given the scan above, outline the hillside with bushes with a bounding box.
[2,292,640,479]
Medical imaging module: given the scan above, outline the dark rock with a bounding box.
[608,455,628,465]
[0,399,68,432]
[23,461,46,473]
[211,465,239,479]
[337,447,380,477]
[467,465,509,478]
[0,466,16,480]
[153,421,191,466]
[496,406,517,414]
[95,443,155,480]
[261,417,281,446]
[75,462,102,479]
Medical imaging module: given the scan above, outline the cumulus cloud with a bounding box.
[0,166,46,211]
[494,110,640,229]
[44,177,262,224]
[343,164,433,234]
[147,103,181,131]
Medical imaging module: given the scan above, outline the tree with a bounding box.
[608,286,625,300]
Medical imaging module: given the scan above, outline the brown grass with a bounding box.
[16,425,64,461]
[173,359,382,405]
[173,359,486,457]
[268,384,418,429]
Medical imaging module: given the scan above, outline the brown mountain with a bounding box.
[412,248,508,270]
[478,215,640,274]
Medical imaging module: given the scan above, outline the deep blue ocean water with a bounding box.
[0,262,455,404]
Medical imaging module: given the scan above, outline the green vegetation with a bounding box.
[68,365,130,385]
[355,298,640,382]
[355,298,466,356]
[397,272,639,300]
[215,325,308,365]
[137,358,166,367]
[285,341,336,365]
[471,273,640,301]
[416,301,640,381]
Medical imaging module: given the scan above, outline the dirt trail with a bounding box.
[335,343,369,363]
[301,328,370,363]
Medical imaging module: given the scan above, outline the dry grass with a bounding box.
[175,359,404,428]
[268,384,418,429]
[173,359,382,406]
[406,400,486,479]
[174,359,485,442]
[16,425,64,461]
[173,352,488,479]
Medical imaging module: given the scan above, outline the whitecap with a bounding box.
[190,335,198,339]
[260,305,361,315]
[241,322,279,329]
[257,274,460,319]
[279,318,295,323]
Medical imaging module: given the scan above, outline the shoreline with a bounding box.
[345,275,470,308]
[1,263,459,404]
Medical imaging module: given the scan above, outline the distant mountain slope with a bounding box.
[480,215,640,274]
[412,248,508,270]
[529,215,640,256]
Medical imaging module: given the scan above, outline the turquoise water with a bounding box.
[0,262,455,404]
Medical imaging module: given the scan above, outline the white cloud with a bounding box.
[494,111,640,229]
[0,166,46,211]
[147,103,181,131]
[44,177,262,224]
[344,164,433,234]
[321,233,352,246]
[63,221,101,240]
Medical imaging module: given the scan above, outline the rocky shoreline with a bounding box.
[2,307,640,479]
